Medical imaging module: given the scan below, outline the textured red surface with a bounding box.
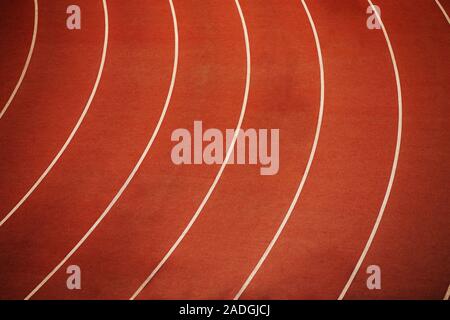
[0,0,448,300]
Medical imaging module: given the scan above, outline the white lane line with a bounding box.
[130,0,251,300]
[0,0,39,120]
[435,0,450,24]
[444,285,450,300]
[0,0,108,227]
[338,0,403,300]
[234,0,325,300]
[24,0,179,300]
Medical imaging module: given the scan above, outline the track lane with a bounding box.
[239,0,399,299]
[29,0,247,300]
[344,0,450,300]
[0,0,175,299]
[339,0,403,300]
[234,0,325,300]
[134,0,321,300]
[131,0,251,300]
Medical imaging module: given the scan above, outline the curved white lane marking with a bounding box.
[338,0,403,300]
[0,0,39,120]
[24,0,179,300]
[0,0,109,227]
[130,0,251,300]
[234,0,325,300]
[435,0,450,24]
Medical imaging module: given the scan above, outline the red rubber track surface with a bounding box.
[0,0,34,113]
[0,0,448,300]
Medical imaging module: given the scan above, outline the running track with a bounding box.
[0,0,448,300]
